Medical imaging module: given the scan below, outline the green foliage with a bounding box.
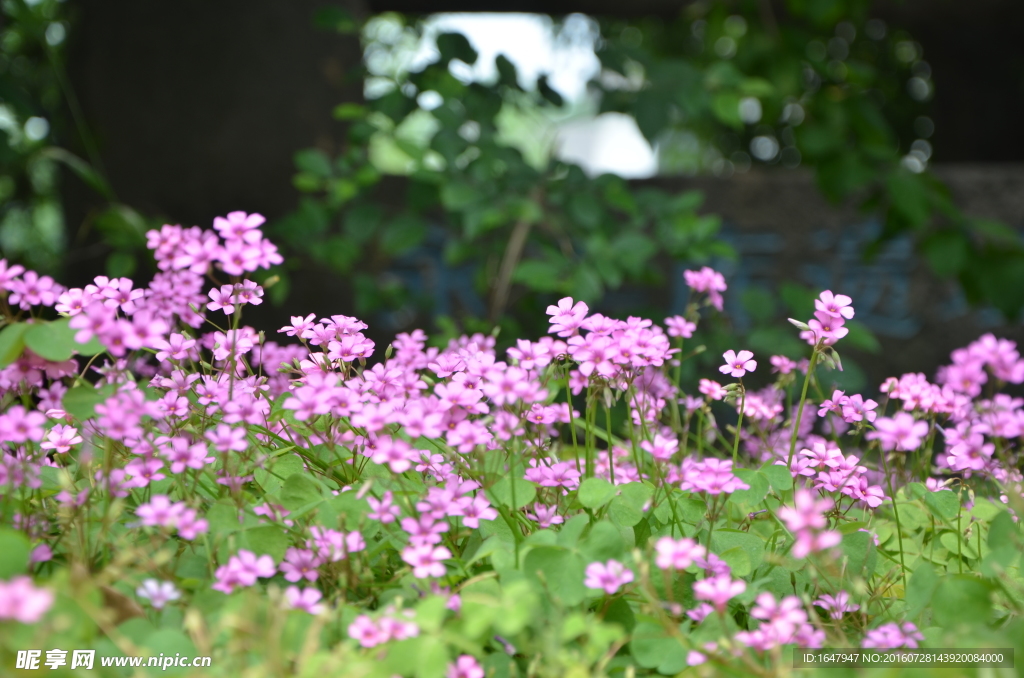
[595,2,1024,319]
[274,15,728,336]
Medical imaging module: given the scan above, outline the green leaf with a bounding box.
[677,494,708,524]
[436,33,478,65]
[931,575,993,629]
[556,514,590,549]
[494,579,540,635]
[761,463,793,491]
[140,629,197,675]
[924,490,961,523]
[727,470,769,507]
[333,103,368,120]
[568,193,602,230]
[523,546,587,605]
[630,622,687,671]
[24,318,77,362]
[254,454,306,495]
[62,384,117,420]
[241,525,289,562]
[487,477,536,510]
[939,531,978,560]
[711,91,743,129]
[294,149,332,178]
[609,482,654,527]
[440,182,479,211]
[922,229,971,278]
[580,520,626,563]
[988,510,1018,551]
[314,6,357,33]
[75,333,107,356]
[39,147,115,199]
[512,259,565,293]
[905,561,939,619]
[281,473,323,511]
[886,169,932,229]
[710,529,765,570]
[839,530,877,578]
[719,546,752,577]
[0,528,31,578]
[842,321,881,354]
[604,596,636,633]
[414,636,450,678]
[495,54,520,89]
[537,74,564,107]
[0,322,28,367]
[328,491,372,530]
[380,213,427,255]
[578,477,616,509]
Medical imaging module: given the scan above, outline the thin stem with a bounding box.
[564,363,581,475]
[787,346,821,471]
[604,402,615,485]
[732,384,746,467]
[880,451,909,592]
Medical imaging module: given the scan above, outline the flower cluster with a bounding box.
[794,290,853,346]
[2,235,1019,676]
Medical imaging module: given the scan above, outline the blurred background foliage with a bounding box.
[1,0,1022,376]
[0,0,152,280]
[274,11,730,345]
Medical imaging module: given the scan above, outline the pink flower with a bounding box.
[211,549,276,594]
[447,655,485,678]
[641,433,679,461]
[862,622,924,649]
[698,378,727,400]
[136,495,186,528]
[866,412,929,452]
[524,502,564,528]
[805,310,849,345]
[0,576,54,623]
[546,297,589,338]
[841,394,878,423]
[348,615,386,647]
[207,285,236,314]
[280,548,323,583]
[693,574,745,611]
[401,543,451,579]
[285,586,325,615]
[654,537,706,570]
[213,211,266,239]
[664,316,697,338]
[770,355,797,374]
[817,390,847,417]
[814,591,859,619]
[584,559,634,595]
[367,491,401,524]
[39,424,82,453]
[679,458,750,495]
[683,267,727,311]
[205,424,249,452]
[719,349,756,378]
[0,258,25,291]
[0,406,47,444]
[815,291,855,320]
[687,603,715,623]
[136,579,181,609]
[778,490,842,559]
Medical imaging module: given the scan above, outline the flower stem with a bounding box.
[565,363,581,475]
[732,384,746,467]
[787,346,820,471]
[880,450,908,592]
